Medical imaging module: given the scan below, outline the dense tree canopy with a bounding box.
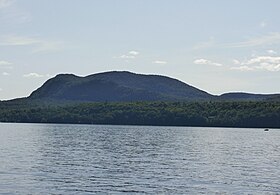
[0,100,279,128]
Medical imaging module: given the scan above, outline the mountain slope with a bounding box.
[29,71,214,102]
[220,92,280,101]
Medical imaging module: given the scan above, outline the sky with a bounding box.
[1,0,280,100]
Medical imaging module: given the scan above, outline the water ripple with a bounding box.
[0,123,280,194]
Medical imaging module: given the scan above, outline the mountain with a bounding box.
[28,71,214,102]
[266,94,280,101]
[2,71,279,127]
[219,92,280,101]
[23,71,280,102]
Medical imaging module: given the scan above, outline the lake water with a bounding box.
[0,123,279,194]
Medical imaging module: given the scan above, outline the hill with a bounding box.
[1,71,280,127]
[219,92,279,101]
[28,71,214,102]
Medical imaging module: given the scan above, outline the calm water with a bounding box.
[0,123,279,194]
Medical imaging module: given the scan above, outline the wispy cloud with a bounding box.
[2,72,10,76]
[0,60,11,65]
[0,35,38,46]
[128,50,139,55]
[267,49,277,55]
[32,41,65,53]
[231,56,280,72]
[23,72,45,78]
[118,50,139,59]
[0,88,2,91]
[0,60,13,69]
[243,56,280,65]
[0,0,31,24]
[225,32,280,48]
[153,60,167,64]
[119,55,136,59]
[193,33,280,50]
[194,58,222,67]
[233,59,241,65]
[193,37,215,50]
[0,35,65,53]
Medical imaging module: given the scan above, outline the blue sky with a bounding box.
[1,0,280,100]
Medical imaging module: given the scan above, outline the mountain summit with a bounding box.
[29,71,214,102]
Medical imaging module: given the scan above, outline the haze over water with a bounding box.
[0,123,279,194]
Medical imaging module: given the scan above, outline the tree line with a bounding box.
[0,100,280,128]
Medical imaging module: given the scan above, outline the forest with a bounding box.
[0,100,279,128]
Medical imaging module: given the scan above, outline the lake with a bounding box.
[0,123,279,194]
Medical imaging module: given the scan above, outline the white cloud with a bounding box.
[194,58,222,67]
[119,55,135,59]
[233,59,241,65]
[128,50,139,55]
[0,88,2,91]
[153,60,167,64]
[225,32,280,48]
[23,73,44,78]
[2,72,10,76]
[231,56,280,72]
[0,35,38,46]
[0,60,11,65]
[118,50,140,59]
[0,0,31,24]
[267,49,277,55]
[0,35,65,53]
[243,56,280,65]
[0,60,13,69]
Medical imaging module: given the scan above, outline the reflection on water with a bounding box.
[0,123,279,194]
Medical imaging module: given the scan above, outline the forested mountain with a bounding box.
[28,71,214,102]
[220,92,279,101]
[27,71,279,102]
[1,71,280,127]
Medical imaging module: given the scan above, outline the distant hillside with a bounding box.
[1,71,280,127]
[266,95,280,102]
[220,92,280,101]
[28,71,214,102]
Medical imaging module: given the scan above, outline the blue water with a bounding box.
[0,123,279,194]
